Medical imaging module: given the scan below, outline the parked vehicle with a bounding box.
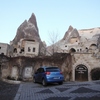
[33,66,64,86]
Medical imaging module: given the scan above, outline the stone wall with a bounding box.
[1,52,100,82]
[72,53,100,81]
[1,53,72,81]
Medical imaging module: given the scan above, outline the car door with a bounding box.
[34,68,40,82]
[35,68,44,82]
[38,68,44,82]
[39,68,45,82]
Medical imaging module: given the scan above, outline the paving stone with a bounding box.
[0,80,19,100]
[74,96,100,100]
[71,87,100,93]
[56,87,70,92]
[45,97,71,100]
[1,80,100,100]
[36,89,53,93]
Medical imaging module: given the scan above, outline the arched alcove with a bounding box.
[89,44,97,50]
[91,68,100,80]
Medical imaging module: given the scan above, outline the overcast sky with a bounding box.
[0,0,100,45]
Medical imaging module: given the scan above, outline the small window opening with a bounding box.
[13,48,17,53]
[86,47,88,52]
[33,48,35,52]
[21,48,24,52]
[28,47,31,52]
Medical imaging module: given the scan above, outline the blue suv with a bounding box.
[33,66,64,86]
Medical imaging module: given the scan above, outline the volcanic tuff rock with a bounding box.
[46,26,100,55]
[63,25,74,40]
[12,13,41,45]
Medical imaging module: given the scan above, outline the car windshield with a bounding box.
[46,67,60,72]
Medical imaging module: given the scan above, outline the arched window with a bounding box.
[13,48,17,53]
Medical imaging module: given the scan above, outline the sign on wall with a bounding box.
[23,66,33,78]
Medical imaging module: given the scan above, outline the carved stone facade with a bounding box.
[0,54,72,81]
[72,53,100,81]
[46,26,100,81]
[0,43,9,56]
[12,39,39,57]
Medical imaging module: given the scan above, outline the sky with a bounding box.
[0,0,100,45]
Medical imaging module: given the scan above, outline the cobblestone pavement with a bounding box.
[0,80,19,100]
[14,80,100,100]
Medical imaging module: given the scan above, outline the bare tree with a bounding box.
[47,31,61,55]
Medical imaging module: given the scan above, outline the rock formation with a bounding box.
[12,13,41,45]
[63,25,74,40]
[46,26,100,55]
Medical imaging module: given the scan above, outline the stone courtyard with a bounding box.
[14,80,100,100]
[0,80,19,100]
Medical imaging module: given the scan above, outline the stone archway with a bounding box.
[75,64,88,81]
[91,68,100,80]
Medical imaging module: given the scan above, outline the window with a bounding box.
[21,48,24,52]
[38,68,44,73]
[85,47,88,52]
[46,67,60,72]
[65,45,67,47]
[0,47,1,49]
[40,68,44,73]
[28,47,31,52]
[33,48,35,52]
[13,48,17,53]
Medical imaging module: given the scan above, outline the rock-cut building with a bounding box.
[10,13,46,58]
[0,13,100,82]
[47,26,100,81]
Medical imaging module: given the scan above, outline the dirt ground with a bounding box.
[0,80,19,100]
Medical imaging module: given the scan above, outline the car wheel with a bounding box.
[58,82,63,85]
[33,77,36,83]
[42,79,47,86]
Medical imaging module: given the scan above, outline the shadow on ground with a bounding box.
[0,80,19,100]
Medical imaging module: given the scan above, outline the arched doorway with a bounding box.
[91,68,100,80]
[70,48,76,53]
[75,64,88,81]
